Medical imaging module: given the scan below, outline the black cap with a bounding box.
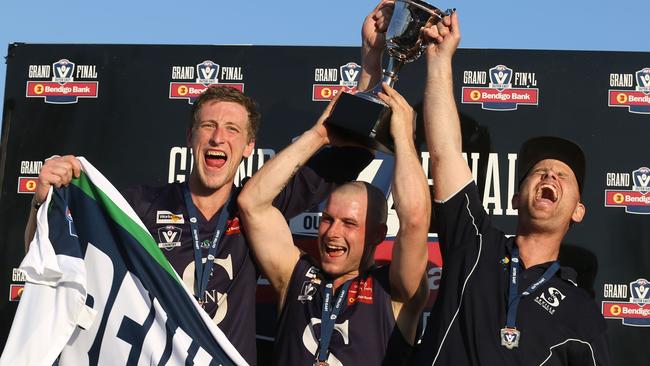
[518,136,586,193]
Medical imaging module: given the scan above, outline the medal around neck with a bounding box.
[326,0,454,153]
[500,327,520,349]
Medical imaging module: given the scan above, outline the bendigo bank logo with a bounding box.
[602,278,650,327]
[608,68,650,114]
[312,62,362,101]
[605,166,650,214]
[169,60,245,104]
[461,64,539,111]
[26,59,99,104]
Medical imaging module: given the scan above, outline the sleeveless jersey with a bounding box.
[274,256,411,366]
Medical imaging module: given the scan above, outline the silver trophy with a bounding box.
[327,0,453,153]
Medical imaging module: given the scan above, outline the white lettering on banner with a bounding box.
[59,243,213,365]
[28,65,51,78]
[302,318,349,366]
[167,148,518,216]
[314,68,338,82]
[20,161,43,174]
[221,67,243,80]
[172,66,194,80]
[463,71,487,84]
[75,65,97,79]
[460,152,518,216]
[603,284,628,298]
[609,73,634,87]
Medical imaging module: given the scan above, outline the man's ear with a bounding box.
[243,139,256,159]
[571,202,586,223]
[372,223,388,247]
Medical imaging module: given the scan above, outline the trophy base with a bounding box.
[326,92,394,154]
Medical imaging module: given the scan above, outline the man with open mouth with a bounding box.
[413,11,611,366]
[237,79,431,365]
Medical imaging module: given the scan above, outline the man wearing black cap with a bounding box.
[413,12,611,365]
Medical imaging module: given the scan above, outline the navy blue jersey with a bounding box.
[414,182,611,365]
[123,147,373,365]
[274,256,411,366]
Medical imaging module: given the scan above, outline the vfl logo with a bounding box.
[196,60,220,85]
[302,318,349,366]
[534,287,566,315]
[340,62,362,88]
[157,225,182,250]
[489,65,513,91]
[630,278,650,306]
[297,281,319,302]
[636,68,650,93]
[53,59,75,84]
[633,167,650,193]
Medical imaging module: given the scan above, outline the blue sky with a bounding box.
[1,0,648,111]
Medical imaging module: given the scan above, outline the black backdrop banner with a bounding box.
[1,43,648,364]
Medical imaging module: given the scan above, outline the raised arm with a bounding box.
[357,0,394,92]
[377,84,431,340]
[421,12,472,201]
[237,100,337,309]
[24,156,81,252]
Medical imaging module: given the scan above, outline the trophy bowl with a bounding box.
[326,0,453,153]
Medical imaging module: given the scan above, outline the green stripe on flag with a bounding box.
[72,172,180,284]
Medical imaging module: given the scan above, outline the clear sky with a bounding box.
[1,0,648,113]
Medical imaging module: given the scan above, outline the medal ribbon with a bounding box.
[505,246,561,329]
[182,183,232,302]
[317,280,352,363]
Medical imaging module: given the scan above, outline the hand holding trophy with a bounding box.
[327,0,454,153]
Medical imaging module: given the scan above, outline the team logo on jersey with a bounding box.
[169,60,245,104]
[312,62,362,101]
[602,278,650,327]
[347,277,374,305]
[305,266,320,279]
[26,59,99,104]
[157,225,182,250]
[17,177,38,194]
[298,266,322,302]
[534,286,566,315]
[608,68,650,114]
[605,166,650,214]
[298,281,319,303]
[461,64,539,111]
[156,210,185,224]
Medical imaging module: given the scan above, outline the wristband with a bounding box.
[32,198,43,211]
